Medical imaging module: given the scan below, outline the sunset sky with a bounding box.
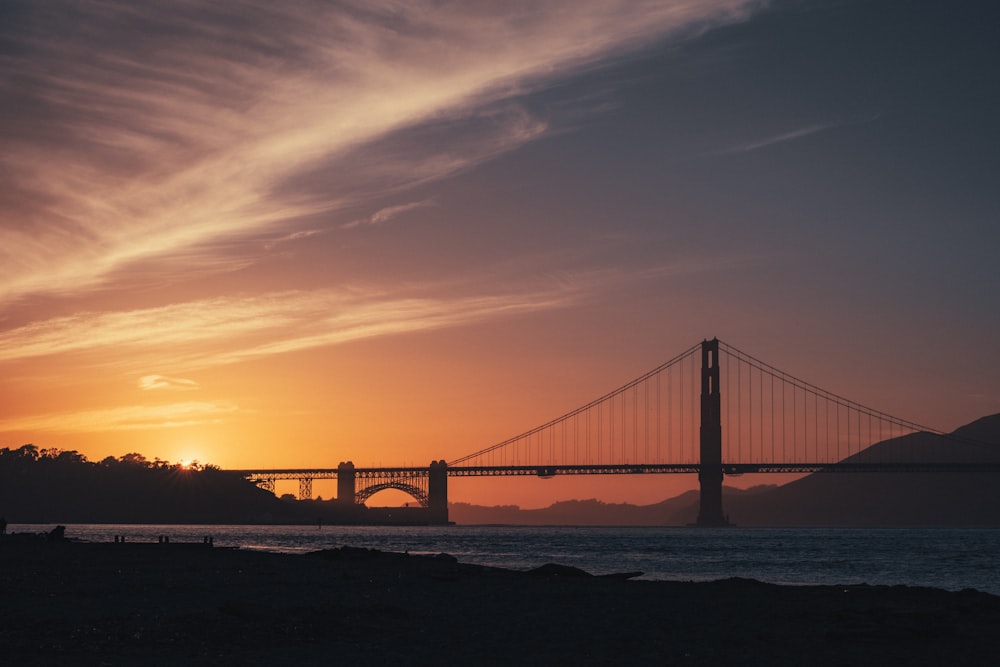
[2,0,997,507]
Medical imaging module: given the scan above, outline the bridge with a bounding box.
[236,339,999,525]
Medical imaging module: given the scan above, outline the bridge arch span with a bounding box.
[355,481,429,508]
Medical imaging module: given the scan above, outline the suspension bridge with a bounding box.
[236,338,998,525]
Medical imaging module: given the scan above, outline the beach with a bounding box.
[2,533,999,666]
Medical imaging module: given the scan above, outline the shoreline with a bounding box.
[3,535,1000,665]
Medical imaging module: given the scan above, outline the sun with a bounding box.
[178,457,203,470]
[175,442,206,470]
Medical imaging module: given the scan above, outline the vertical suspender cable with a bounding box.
[813,392,817,462]
[759,365,763,464]
[679,356,684,462]
[738,356,742,462]
[770,372,775,463]
[723,355,734,464]
[653,371,658,463]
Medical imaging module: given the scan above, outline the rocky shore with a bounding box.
[2,532,999,665]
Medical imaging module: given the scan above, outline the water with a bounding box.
[10,523,1000,595]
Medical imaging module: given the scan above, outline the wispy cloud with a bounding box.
[0,401,240,434]
[263,229,326,250]
[343,200,436,230]
[711,115,881,156]
[725,123,839,154]
[0,0,762,307]
[0,285,581,372]
[138,375,201,392]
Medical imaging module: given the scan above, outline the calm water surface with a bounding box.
[12,524,1000,595]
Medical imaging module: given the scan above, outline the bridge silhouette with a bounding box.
[236,338,996,525]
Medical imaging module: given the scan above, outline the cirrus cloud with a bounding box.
[0,284,582,372]
[0,401,241,434]
[0,0,763,307]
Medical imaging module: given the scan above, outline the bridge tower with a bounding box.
[428,460,449,524]
[697,338,727,526]
[337,461,356,504]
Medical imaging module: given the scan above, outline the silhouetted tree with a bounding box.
[12,444,38,460]
[118,452,149,467]
[0,446,360,524]
[54,450,87,465]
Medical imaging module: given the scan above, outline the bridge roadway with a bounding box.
[235,462,1000,481]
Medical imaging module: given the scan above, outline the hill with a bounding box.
[725,413,1000,526]
[449,487,773,526]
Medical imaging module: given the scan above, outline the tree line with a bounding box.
[0,445,282,524]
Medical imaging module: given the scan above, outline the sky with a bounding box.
[1,0,998,507]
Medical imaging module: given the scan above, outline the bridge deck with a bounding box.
[234,462,1000,480]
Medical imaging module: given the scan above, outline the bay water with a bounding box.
[11,523,1000,595]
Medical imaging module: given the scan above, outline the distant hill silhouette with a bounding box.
[451,413,1000,526]
[725,413,1000,526]
[450,487,774,526]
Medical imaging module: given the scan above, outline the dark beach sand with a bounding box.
[2,534,999,666]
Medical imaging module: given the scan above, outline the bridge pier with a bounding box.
[337,461,355,505]
[428,460,449,524]
[697,338,728,526]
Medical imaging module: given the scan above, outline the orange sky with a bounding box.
[2,1,998,508]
